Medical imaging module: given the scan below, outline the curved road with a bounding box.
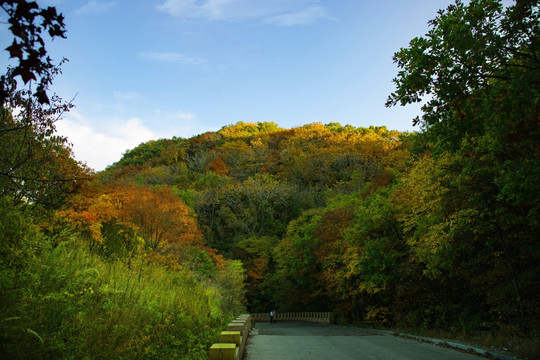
[244,321,483,360]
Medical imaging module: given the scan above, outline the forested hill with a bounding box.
[100,118,538,351]
[103,122,409,253]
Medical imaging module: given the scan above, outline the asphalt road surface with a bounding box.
[244,321,483,360]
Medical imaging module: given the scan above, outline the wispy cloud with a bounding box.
[266,6,333,26]
[156,0,333,26]
[74,1,116,15]
[172,111,196,120]
[113,91,142,101]
[139,52,209,65]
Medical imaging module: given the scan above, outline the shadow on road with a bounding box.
[254,321,385,337]
[245,321,485,360]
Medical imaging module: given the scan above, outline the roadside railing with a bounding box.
[208,312,334,359]
[251,312,334,324]
[209,314,252,360]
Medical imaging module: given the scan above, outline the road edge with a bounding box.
[394,333,520,360]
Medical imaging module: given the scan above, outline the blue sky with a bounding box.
[2,1,514,171]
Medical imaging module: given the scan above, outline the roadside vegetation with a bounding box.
[0,198,244,359]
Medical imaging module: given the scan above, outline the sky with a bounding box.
[2,0,514,171]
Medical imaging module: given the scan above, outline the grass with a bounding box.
[0,199,245,359]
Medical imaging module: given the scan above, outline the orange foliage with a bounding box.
[313,207,356,293]
[247,257,268,281]
[315,207,355,245]
[203,246,227,270]
[63,182,204,251]
[207,156,229,176]
[190,131,222,145]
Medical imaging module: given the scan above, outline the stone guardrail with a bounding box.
[251,312,334,324]
[209,314,253,360]
[208,312,334,359]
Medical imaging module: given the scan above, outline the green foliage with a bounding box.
[192,172,230,190]
[234,236,279,312]
[0,199,244,359]
[386,0,538,144]
[273,209,327,311]
[386,0,539,327]
[374,1,540,354]
[235,236,277,260]
[342,189,403,292]
[98,219,143,259]
[195,174,307,252]
[112,139,181,168]
[172,186,196,210]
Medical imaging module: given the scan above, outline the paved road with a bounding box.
[244,321,483,360]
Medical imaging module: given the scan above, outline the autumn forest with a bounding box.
[1,0,539,359]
